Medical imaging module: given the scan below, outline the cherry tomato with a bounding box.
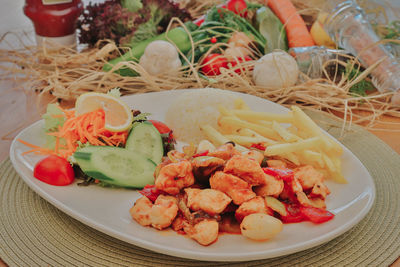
[201,53,228,76]
[149,120,171,134]
[226,0,247,17]
[230,55,252,74]
[300,206,335,223]
[194,16,205,26]
[33,155,75,186]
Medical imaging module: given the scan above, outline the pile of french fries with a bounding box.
[200,98,347,183]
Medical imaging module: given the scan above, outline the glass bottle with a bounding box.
[322,0,400,97]
[24,0,83,47]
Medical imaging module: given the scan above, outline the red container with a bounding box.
[24,0,83,45]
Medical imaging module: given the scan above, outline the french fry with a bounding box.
[218,105,234,116]
[329,170,348,184]
[264,136,323,156]
[234,98,250,110]
[271,121,302,142]
[300,150,325,168]
[219,116,281,140]
[291,106,343,155]
[232,109,293,123]
[322,153,336,173]
[236,128,278,145]
[282,152,300,165]
[200,124,247,152]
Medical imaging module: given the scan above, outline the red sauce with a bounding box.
[24,0,83,37]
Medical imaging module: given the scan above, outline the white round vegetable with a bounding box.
[240,213,283,241]
[139,40,182,76]
[252,51,299,88]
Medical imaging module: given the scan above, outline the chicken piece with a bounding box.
[266,159,287,168]
[155,160,195,195]
[171,214,186,232]
[235,196,273,222]
[208,143,240,160]
[294,165,330,199]
[191,156,225,184]
[150,195,179,230]
[296,192,326,209]
[224,155,265,185]
[210,171,255,205]
[242,150,264,165]
[253,173,284,198]
[185,188,232,215]
[184,219,219,246]
[310,182,330,199]
[130,196,153,227]
[130,195,179,230]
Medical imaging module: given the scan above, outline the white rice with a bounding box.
[165,88,237,144]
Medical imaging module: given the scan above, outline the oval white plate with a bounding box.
[10,89,375,262]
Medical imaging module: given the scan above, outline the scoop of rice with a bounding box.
[165,88,237,144]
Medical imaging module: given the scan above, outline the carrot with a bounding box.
[267,0,315,48]
[19,107,129,159]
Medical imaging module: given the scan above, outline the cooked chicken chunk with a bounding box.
[150,195,179,230]
[185,188,231,215]
[155,160,195,195]
[224,155,265,185]
[235,196,273,222]
[184,219,219,246]
[266,159,287,168]
[129,196,153,227]
[210,171,255,205]
[294,165,330,199]
[242,150,264,165]
[130,195,179,230]
[208,143,239,160]
[253,173,284,197]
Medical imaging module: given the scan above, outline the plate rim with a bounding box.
[9,88,376,262]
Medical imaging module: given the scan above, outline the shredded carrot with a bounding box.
[267,0,315,48]
[18,106,129,159]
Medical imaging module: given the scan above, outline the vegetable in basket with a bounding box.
[77,0,191,47]
[104,5,267,76]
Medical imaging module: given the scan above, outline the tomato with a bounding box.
[194,15,205,26]
[201,53,228,76]
[33,155,75,186]
[226,0,247,17]
[149,120,171,134]
[300,206,335,224]
[139,185,162,203]
[230,55,252,74]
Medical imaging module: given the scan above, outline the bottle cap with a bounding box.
[35,33,77,48]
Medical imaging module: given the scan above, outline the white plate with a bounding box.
[9,89,375,262]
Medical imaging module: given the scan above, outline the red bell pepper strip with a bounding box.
[263,167,294,182]
[139,185,162,203]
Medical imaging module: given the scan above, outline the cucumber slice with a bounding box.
[126,121,163,164]
[74,146,156,188]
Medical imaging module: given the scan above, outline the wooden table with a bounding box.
[0,0,399,265]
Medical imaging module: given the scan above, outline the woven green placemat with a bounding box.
[1,112,400,267]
